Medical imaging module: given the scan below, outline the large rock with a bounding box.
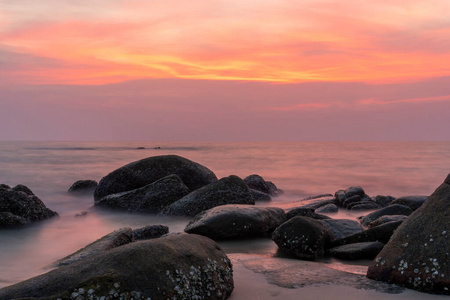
[367,215,408,228]
[68,180,98,194]
[272,216,332,260]
[243,174,283,196]
[359,204,413,227]
[164,175,254,217]
[331,220,403,247]
[95,174,190,213]
[94,155,218,200]
[328,242,385,260]
[390,195,427,211]
[320,219,364,241]
[367,174,450,294]
[0,234,234,300]
[53,227,134,267]
[0,185,58,228]
[185,205,286,240]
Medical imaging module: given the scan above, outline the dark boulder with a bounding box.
[272,216,332,260]
[164,175,254,217]
[94,155,218,200]
[185,205,286,240]
[390,195,427,211]
[0,234,234,300]
[350,202,381,211]
[335,186,367,207]
[359,204,413,227]
[68,180,98,193]
[331,220,403,247]
[368,215,408,228]
[328,242,385,260]
[315,204,339,214]
[320,219,364,242]
[132,224,169,241]
[373,195,396,207]
[286,207,330,220]
[250,189,271,202]
[95,174,190,213]
[53,227,134,267]
[0,185,58,228]
[367,174,450,295]
[343,195,362,208]
[243,174,283,196]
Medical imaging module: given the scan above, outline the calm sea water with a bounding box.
[0,141,449,290]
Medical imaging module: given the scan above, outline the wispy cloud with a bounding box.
[360,95,450,106]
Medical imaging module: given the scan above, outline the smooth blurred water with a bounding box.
[0,141,449,288]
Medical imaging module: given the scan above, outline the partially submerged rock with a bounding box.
[390,195,427,211]
[0,234,234,300]
[331,220,403,247]
[243,174,283,196]
[272,216,332,260]
[185,205,286,240]
[68,180,98,194]
[94,155,218,200]
[359,204,413,227]
[367,173,450,295]
[368,215,408,228]
[315,204,339,214]
[165,175,254,217]
[249,189,271,202]
[320,219,364,242]
[95,174,190,213]
[328,241,385,260]
[0,184,58,228]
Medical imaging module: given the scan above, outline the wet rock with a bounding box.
[320,219,364,242]
[164,175,254,217]
[53,227,134,267]
[297,194,336,210]
[68,180,98,194]
[285,207,330,220]
[368,215,408,228]
[0,184,58,228]
[335,186,367,207]
[250,189,271,202]
[367,173,450,295]
[94,155,218,200]
[95,174,190,213]
[132,224,169,241]
[185,205,286,240]
[331,220,403,247]
[0,234,234,300]
[328,241,385,260]
[359,204,413,227]
[315,204,339,214]
[390,195,427,211]
[243,174,283,196]
[272,216,332,260]
[373,195,396,207]
[350,202,382,211]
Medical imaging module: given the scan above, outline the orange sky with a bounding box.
[1,1,450,141]
[2,0,450,85]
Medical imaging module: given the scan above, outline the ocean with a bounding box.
[1,141,450,295]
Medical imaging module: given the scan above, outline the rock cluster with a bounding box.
[93,155,282,216]
[0,184,58,228]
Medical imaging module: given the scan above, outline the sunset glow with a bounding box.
[2,1,450,85]
[1,1,450,141]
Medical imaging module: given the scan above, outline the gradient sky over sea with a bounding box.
[1,1,449,141]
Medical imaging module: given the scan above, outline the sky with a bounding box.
[1,0,450,141]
